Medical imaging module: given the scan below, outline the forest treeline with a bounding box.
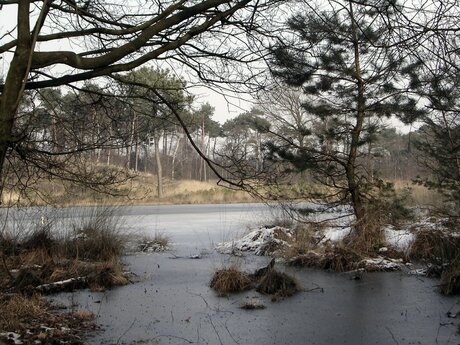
[0,0,458,224]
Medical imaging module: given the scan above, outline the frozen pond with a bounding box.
[43,204,459,345]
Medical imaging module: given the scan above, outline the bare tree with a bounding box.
[0,0,279,201]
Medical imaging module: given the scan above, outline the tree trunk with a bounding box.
[154,134,163,198]
[171,136,181,180]
[127,112,137,169]
[347,1,366,225]
[0,1,33,200]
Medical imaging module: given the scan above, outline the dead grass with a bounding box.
[210,266,253,294]
[137,232,171,252]
[408,228,460,265]
[393,180,444,207]
[1,175,257,207]
[0,207,129,294]
[0,294,47,331]
[73,310,95,322]
[87,259,130,291]
[440,264,460,295]
[59,208,124,261]
[240,299,266,310]
[284,223,320,258]
[288,245,363,272]
[161,180,255,205]
[406,226,460,295]
[256,269,300,298]
[0,294,97,344]
[343,222,385,255]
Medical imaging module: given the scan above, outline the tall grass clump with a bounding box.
[60,207,125,261]
[0,206,128,294]
[210,266,253,295]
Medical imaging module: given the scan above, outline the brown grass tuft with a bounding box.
[22,224,56,252]
[87,259,130,291]
[408,229,460,264]
[210,267,253,294]
[256,269,300,298]
[0,293,98,343]
[137,232,171,252]
[0,294,48,331]
[284,223,319,258]
[73,310,95,321]
[61,212,124,262]
[288,245,363,272]
[320,246,363,271]
[344,217,386,255]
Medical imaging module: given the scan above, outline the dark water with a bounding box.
[44,204,459,345]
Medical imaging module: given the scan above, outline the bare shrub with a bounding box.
[210,266,253,294]
[256,269,300,298]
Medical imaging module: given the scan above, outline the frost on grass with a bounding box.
[124,233,171,253]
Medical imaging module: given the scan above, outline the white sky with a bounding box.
[0,3,417,131]
[0,4,252,124]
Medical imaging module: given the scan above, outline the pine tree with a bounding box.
[415,62,460,218]
[267,0,424,235]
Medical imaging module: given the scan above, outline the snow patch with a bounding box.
[362,257,402,271]
[0,332,22,344]
[216,226,292,256]
[321,226,351,242]
[384,226,414,250]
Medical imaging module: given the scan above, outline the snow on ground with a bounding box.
[321,226,352,242]
[216,205,453,272]
[362,257,404,271]
[384,225,414,251]
[216,226,292,256]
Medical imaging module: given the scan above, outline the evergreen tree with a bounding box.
[415,61,460,217]
[267,0,424,234]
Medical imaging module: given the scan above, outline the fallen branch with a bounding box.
[35,277,88,294]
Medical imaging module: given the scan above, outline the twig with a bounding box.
[305,283,324,293]
[208,315,224,345]
[155,335,194,344]
[224,318,240,345]
[385,326,400,345]
[116,318,136,344]
[186,289,211,309]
